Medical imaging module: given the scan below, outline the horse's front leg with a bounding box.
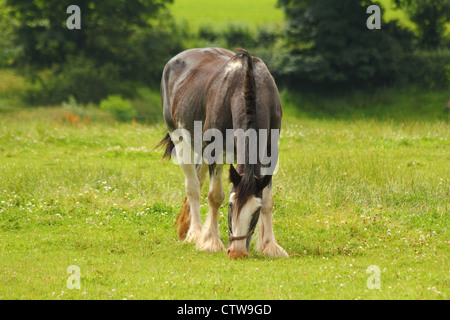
[256,186,288,257]
[196,164,225,252]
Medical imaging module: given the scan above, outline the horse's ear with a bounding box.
[229,164,242,186]
[257,174,272,192]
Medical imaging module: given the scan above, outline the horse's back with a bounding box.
[252,57,282,131]
[161,48,281,135]
[161,48,235,130]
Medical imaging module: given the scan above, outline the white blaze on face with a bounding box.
[229,192,262,253]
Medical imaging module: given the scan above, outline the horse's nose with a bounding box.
[227,248,248,259]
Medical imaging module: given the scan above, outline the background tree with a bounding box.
[6,0,183,103]
[276,0,415,88]
[0,0,21,67]
[394,0,450,49]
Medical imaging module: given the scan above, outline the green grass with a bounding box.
[280,87,450,122]
[0,72,448,299]
[168,0,284,33]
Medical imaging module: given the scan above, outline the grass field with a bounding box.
[0,70,448,299]
[168,0,284,33]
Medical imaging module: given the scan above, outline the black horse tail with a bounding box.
[236,48,256,132]
[233,49,261,213]
[154,132,174,160]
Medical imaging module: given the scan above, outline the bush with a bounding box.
[6,0,183,104]
[196,23,259,49]
[51,56,129,104]
[397,49,450,89]
[99,95,137,122]
[223,23,257,48]
[198,25,219,43]
[0,0,21,67]
[130,87,164,124]
[276,0,416,89]
[23,56,136,105]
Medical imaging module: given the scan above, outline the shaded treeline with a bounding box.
[0,0,448,105]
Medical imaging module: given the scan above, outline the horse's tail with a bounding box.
[154,132,174,160]
[234,49,260,213]
[235,49,256,132]
[175,197,190,239]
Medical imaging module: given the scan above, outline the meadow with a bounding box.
[169,0,284,33]
[0,68,448,299]
[0,0,449,300]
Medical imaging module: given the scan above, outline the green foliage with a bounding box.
[100,95,137,122]
[281,85,449,121]
[5,0,182,103]
[198,25,219,43]
[397,49,450,88]
[25,55,130,105]
[394,0,450,49]
[276,0,416,88]
[3,0,449,104]
[130,87,165,124]
[196,24,275,48]
[7,0,170,67]
[222,24,257,48]
[0,0,21,67]
[445,63,450,82]
[172,0,449,90]
[0,69,30,111]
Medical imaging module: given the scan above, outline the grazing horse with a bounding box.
[157,48,288,258]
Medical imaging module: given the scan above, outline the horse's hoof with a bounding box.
[196,236,225,253]
[260,242,289,258]
[185,225,202,243]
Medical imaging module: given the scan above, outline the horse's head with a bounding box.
[227,164,271,258]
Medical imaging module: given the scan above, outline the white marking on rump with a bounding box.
[224,59,242,73]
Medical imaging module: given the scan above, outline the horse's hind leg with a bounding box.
[173,143,203,243]
[256,186,288,257]
[175,158,208,240]
[196,160,209,190]
[196,164,225,252]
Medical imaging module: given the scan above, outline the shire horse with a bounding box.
[157,48,288,258]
